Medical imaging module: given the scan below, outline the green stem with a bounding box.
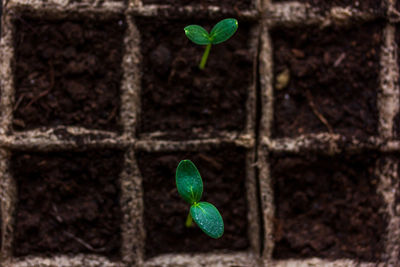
[185,212,193,227]
[199,43,212,70]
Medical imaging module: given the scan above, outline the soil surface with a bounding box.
[398,162,400,261]
[13,15,125,131]
[136,145,249,258]
[141,0,253,10]
[271,22,382,139]
[0,0,2,37]
[0,206,2,249]
[273,0,384,13]
[394,27,400,139]
[136,18,254,140]
[11,150,124,258]
[394,112,400,138]
[271,153,387,261]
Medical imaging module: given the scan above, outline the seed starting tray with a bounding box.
[0,0,399,266]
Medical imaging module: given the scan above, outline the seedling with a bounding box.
[175,159,224,239]
[184,18,238,70]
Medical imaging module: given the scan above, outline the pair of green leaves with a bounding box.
[176,160,224,239]
[184,18,238,69]
[184,18,238,45]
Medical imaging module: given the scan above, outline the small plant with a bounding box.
[184,18,238,70]
[175,159,224,239]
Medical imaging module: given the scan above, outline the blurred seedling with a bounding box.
[175,159,224,239]
[184,18,238,70]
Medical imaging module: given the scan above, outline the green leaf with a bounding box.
[184,25,211,45]
[190,202,224,239]
[209,18,238,45]
[176,160,203,205]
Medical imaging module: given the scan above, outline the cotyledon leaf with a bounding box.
[190,201,224,239]
[209,18,238,45]
[176,160,203,205]
[184,25,211,45]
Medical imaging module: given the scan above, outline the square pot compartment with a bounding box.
[271,22,383,139]
[136,144,250,258]
[11,149,124,258]
[271,153,387,261]
[135,18,256,140]
[12,14,126,131]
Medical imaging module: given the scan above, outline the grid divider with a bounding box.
[378,3,400,262]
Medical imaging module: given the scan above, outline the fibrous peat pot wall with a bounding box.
[141,0,254,10]
[272,0,384,12]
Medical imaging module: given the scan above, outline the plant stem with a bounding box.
[199,43,212,70]
[185,212,193,227]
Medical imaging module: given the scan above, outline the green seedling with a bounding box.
[175,159,224,239]
[184,18,238,70]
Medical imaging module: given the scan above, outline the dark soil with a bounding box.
[394,112,400,138]
[11,150,124,258]
[12,15,125,131]
[271,22,382,139]
[272,0,384,13]
[136,145,249,258]
[394,27,400,139]
[0,0,2,37]
[271,153,387,261]
[136,18,254,140]
[0,206,2,249]
[141,0,253,10]
[397,161,400,249]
